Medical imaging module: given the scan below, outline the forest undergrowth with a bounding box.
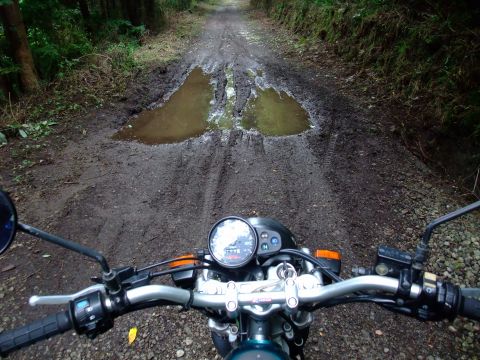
[0,0,211,147]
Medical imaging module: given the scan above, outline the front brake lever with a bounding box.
[29,284,106,306]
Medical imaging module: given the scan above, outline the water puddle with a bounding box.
[240,88,310,136]
[114,67,311,144]
[113,68,214,145]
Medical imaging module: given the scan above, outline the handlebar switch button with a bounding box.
[70,291,113,339]
[422,272,437,297]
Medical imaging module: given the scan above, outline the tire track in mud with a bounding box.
[198,131,239,229]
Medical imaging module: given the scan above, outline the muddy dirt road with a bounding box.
[0,0,476,359]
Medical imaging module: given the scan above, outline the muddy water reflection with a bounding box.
[241,88,310,136]
[114,67,311,144]
[113,68,214,144]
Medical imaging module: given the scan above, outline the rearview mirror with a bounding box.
[0,190,17,255]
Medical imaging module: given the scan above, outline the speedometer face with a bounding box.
[208,217,258,268]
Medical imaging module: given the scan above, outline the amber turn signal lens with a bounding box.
[169,254,198,268]
[315,249,341,260]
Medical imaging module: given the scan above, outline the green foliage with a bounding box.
[6,120,57,140]
[28,26,93,79]
[0,0,161,101]
[163,0,193,11]
[96,19,146,43]
[20,1,94,79]
[105,41,139,72]
[0,131,7,146]
[0,54,19,101]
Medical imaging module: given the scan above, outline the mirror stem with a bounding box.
[17,223,111,273]
[412,200,480,279]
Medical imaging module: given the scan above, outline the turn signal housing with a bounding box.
[169,254,198,268]
[170,254,198,289]
[315,249,342,277]
[315,249,341,260]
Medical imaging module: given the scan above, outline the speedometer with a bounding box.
[208,217,258,268]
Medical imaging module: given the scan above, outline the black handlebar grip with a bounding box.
[459,297,480,321]
[0,311,72,357]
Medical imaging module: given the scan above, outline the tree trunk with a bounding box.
[78,0,90,20]
[0,0,40,93]
[100,0,108,19]
[143,0,155,30]
[107,0,120,18]
[120,0,129,20]
[126,0,141,26]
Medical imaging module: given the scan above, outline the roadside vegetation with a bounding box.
[0,0,210,146]
[251,0,480,195]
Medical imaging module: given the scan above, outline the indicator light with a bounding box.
[315,249,341,260]
[169,254,198,268]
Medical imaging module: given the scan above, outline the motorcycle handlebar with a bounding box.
[459,297,480,321]
[0,311,72,357]
[1,277,478,356]
[125,276,422,309]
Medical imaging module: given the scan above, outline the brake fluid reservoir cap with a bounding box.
[375,263,389,276]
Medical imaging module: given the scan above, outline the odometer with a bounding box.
[208,217,258,268]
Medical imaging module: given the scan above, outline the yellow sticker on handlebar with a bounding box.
[128,327,138,345]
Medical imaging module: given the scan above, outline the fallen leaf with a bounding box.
[128,327,138,345]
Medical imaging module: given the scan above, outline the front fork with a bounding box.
[209,312,313,359]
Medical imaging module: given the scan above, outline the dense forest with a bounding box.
[0,0,193,101]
